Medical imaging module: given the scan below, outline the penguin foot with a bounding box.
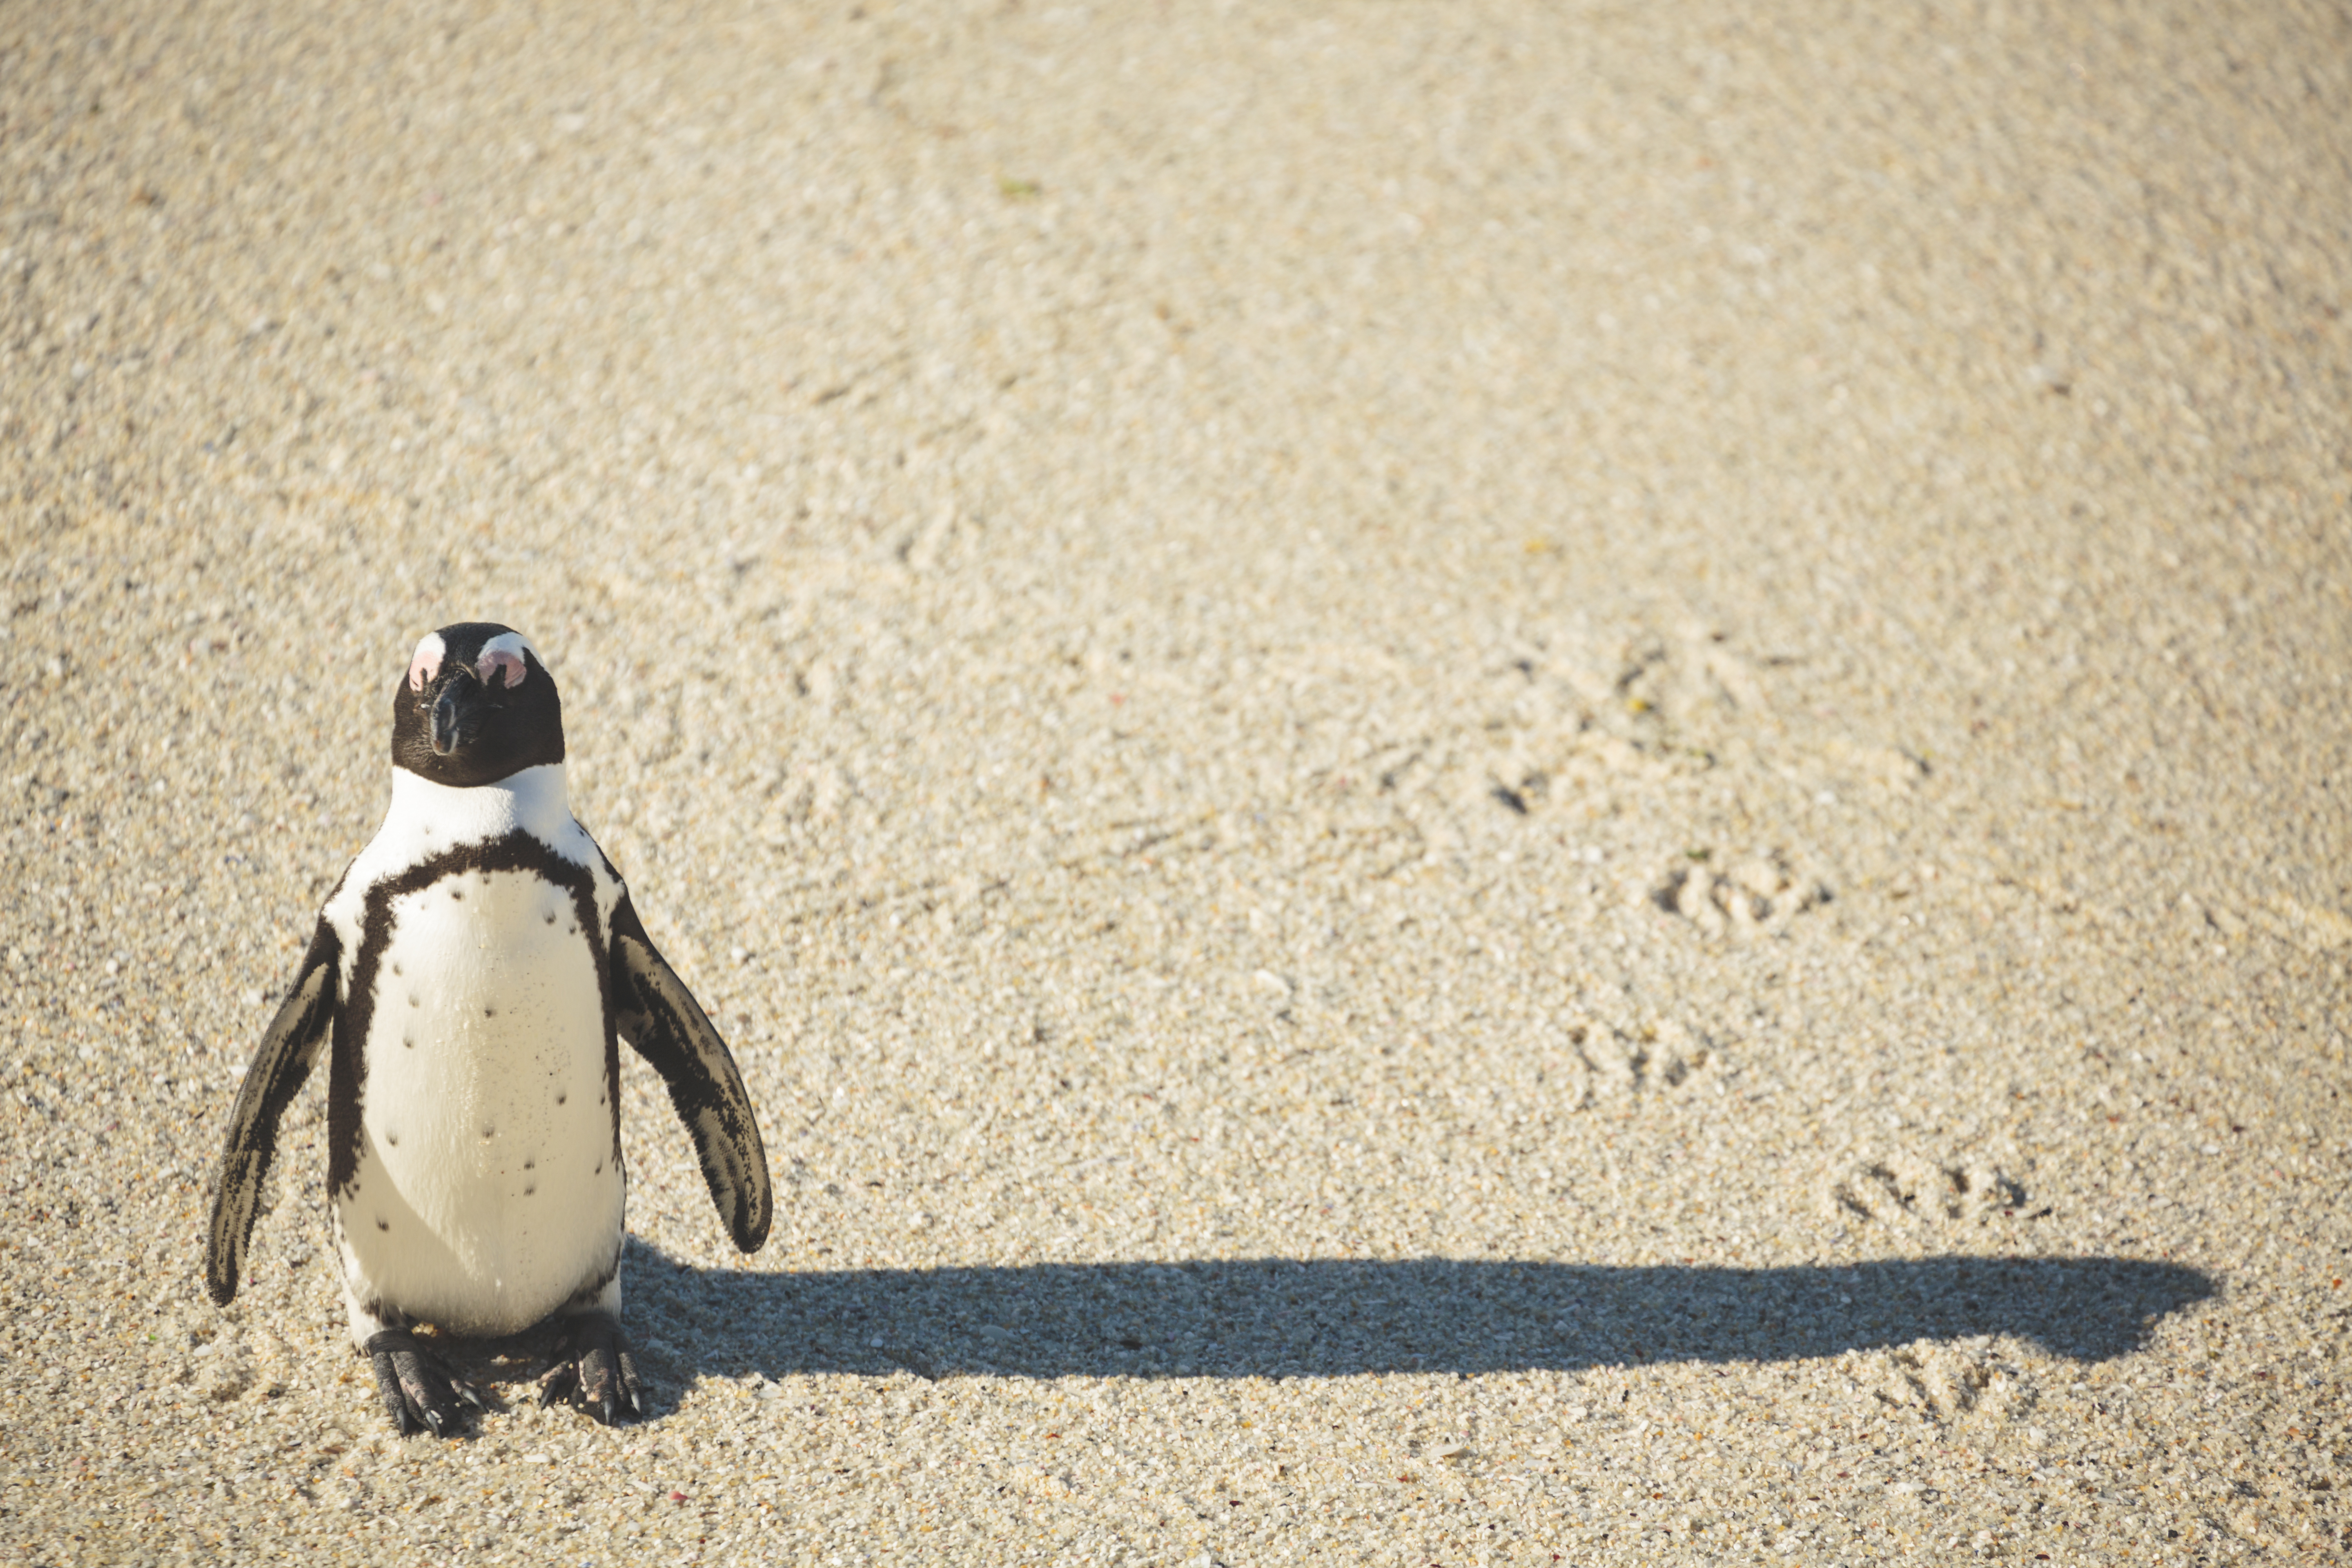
[364,1330,490,1438]
[537,1312,645,1425]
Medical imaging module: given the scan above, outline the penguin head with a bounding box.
[390,622,566,787]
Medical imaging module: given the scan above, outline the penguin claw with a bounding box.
[363,1330,486,1439]
[537,1312,645,1426]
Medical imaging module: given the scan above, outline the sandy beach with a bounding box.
[3,0,2347,1560]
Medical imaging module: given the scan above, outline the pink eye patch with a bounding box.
[405,634,446,693]
[474,630,533,690]
[476,647,526,689]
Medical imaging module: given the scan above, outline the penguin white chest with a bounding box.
[336,865,624,1335]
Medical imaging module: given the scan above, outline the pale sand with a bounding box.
[4,1,2348,1561]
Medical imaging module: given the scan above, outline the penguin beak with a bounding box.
[430,682,481,756]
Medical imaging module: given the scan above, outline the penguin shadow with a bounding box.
[618,1245,2214,1407]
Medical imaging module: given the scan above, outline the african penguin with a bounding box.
[205,622,772,1435]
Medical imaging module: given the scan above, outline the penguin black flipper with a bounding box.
[608,893,774,1253]
[205,920,342,1306]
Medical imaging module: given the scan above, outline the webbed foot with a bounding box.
[537,1311,644,1425]
[364,1330,489,1438]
